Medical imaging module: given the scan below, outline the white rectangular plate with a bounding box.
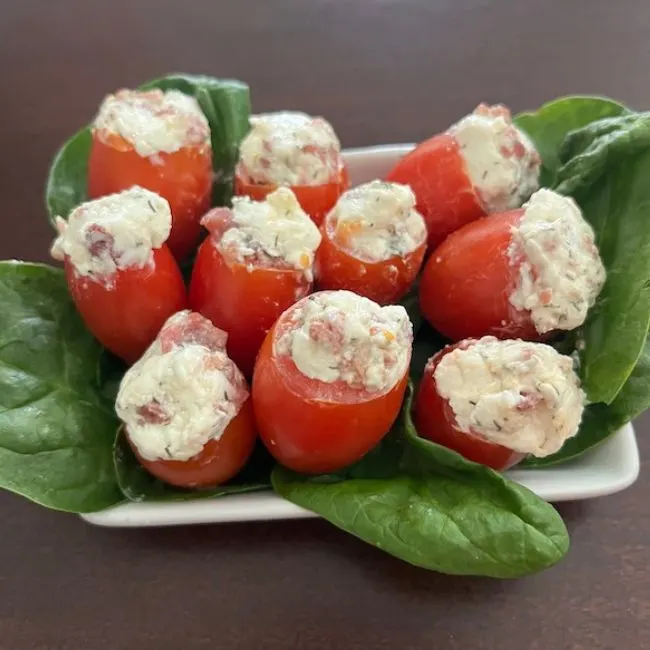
[83,424,639,528]
[82,144,641,528]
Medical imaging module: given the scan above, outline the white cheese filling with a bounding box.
[449,103,540,214]
[276,290,412,392]
[217,188,321,279]
[115,311,248,462]
[327,181,427,262]
[434,337,585,457]
[93,89,210,157]
[508,189,606,334]
[50,186,172,287]
[238,111,342,186]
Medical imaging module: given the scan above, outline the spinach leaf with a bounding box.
[555,113,650,196]
[114,429,274,502]
[523,336,650,466]
[44,74,251,224]
[514,96,628,186]
[554,115,650,404]
[44,126,92,225]
[0,262,123,512]
[273,388,569,578]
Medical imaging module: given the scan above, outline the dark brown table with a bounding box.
[1,1,649,648]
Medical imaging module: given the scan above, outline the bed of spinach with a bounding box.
[0,262,123,512]
[0,92,647,578]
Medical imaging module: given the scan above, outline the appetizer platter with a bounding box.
[1,74,648,579]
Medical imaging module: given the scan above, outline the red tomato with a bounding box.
[88,130,212,261]
[127,398,257,488]
[386,134,484,250]
[315,212,426,304]
[419,209,539,342]
[64,246,187,364]
[252,308,410,474]
[413,344,525,471]
[234,165,349,227]
[189,210,312,378]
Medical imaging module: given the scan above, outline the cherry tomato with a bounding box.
[127,398,257,488]
[419,209,539,342]
[413,344,525,471]
[189,210,312,378]
[88,130,212,261]
[386,134,484,250]
[234,165,349,227]
[315,212,426,304]
[64,245,187,364]
[252,306,409,474]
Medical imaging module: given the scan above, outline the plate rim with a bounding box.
[81,424,639,528]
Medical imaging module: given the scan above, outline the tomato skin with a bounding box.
[189,236,311,378]
[128,398,257,488]
[88,131,212,261]
[315,218,426,305]
[419,209,539,342]
[64,246,187,364]
[234,165,349,227]
[413,346,525,471]
[386,134,484,250]
[252,321,409,474]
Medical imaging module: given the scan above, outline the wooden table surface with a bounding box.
[2,1,650,648]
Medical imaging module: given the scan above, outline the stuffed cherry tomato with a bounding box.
[315,181,427,304]
[419,189,606,342]
[88,89,212,261]
[235,111,348,226]
[387,103,541,250]
[189,187,321,377]
[115,310,256,488]
[252,290,412,474]
[413,336,585,470]
[51,187,187,364]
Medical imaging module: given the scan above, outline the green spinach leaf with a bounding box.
[44,127,92,225]
[273,389,569,578]
[554,114,650,404]
[523,337,650,466]
[114,429,274,502]
[555,113,650,196]
[0,262,123,512]
[45,74,251,224]
[514,95,628,186]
